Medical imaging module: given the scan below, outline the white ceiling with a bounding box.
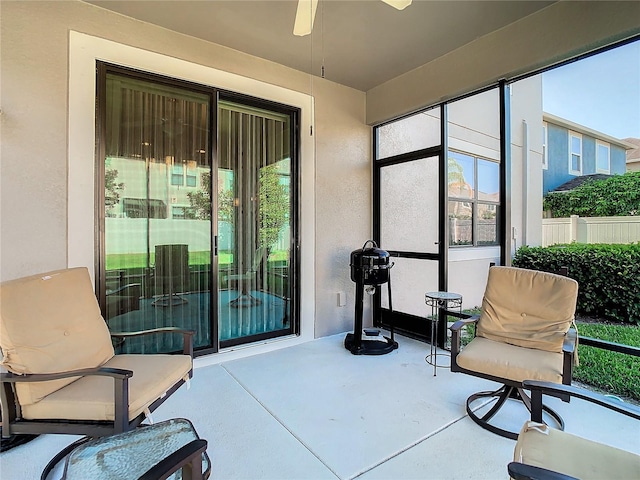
[86,0,554,91]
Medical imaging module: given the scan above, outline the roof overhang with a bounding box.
[543,112,636,150]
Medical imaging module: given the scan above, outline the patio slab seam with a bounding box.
[221,355,498,480]
[220,363,342,479]
[347,410,471,480]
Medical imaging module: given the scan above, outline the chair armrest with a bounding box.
[507,462,579,480]
[578,336,640,357]
[523,380,640,422]
[0,366,133,383]
[107,283,142,296]
[560,328,577,387]
[138,438,208,480]
[450,313,480,333]
[449,314,479,372]
[111,328,195,357]
[1,366,134,433]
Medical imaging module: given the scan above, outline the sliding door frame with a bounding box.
[217,90,301,348]
[95,62,301,356]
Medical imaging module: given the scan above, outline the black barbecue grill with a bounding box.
[344,240,398,355]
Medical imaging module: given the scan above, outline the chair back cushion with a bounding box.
[0,268,115,405]
[477,266,578,353]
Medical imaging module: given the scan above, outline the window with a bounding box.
[542,122,548,170]
[596,140,610,173]
[171,164,185,185]
[448,151,500,247]
[122,198,167,219]
[569,131,582,175]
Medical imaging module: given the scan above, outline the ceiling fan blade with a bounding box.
[293,0,319,37]
[381,0,412,10]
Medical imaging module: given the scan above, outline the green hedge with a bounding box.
[543,172,640,218]
[513,244,640,325]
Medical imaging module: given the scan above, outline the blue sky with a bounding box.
[542,39,640,140]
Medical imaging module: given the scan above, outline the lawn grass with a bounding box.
[574,322,640,402]
[105,249,289,270]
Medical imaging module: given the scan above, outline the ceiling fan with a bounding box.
[293,0,412,36]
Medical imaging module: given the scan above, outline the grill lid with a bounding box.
[350,240,393,285]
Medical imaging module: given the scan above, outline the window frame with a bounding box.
[95,61,303,356]
[447,149,500,248]
[568,130,583,175]
[596,139,611,174]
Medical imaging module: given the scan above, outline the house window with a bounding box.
[596,140,610,174]
[171,164,185,186]
[542,122,548,170]
[569,131,582,175]
[171,206,194,219]
[448,151,500,247]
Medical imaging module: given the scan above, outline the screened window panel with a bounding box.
[380,157,439,254]
[380,257,439,317]
[377,107,441,159]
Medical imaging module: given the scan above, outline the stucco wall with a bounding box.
[544,124,571,193]
[509,76,544,249]
[0,1,370,341]
[611,146,628,174]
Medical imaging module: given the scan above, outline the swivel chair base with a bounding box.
[152,293,188,307]
[466,385,564,440]
[229,292,262,308]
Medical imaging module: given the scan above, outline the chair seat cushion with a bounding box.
[21,354,192,422]
[456,337,563,384]
[514,421,640,480]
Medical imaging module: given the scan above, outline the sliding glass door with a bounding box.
[97,64,298,355]
[217,100,295,347]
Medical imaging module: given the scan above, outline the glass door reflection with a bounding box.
[217,101,293,347]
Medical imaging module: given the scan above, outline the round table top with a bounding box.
[425,291,462,301]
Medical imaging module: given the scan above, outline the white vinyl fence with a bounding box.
[542,215,640,246]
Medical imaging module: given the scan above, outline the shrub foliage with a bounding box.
[513,243,640,324]
[543,172,640,218]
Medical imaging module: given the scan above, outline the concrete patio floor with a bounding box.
[1,333,638,479]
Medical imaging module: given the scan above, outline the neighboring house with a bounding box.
[624,137,640,172]
[542,113,634,194]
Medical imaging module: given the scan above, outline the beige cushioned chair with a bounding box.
[0,268,194,467]
[508,380,640,480]
[450,266,579,439]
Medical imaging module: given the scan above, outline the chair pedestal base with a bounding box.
[466,385,564,440]
[152,293,188,307]
[229,292,262,308]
